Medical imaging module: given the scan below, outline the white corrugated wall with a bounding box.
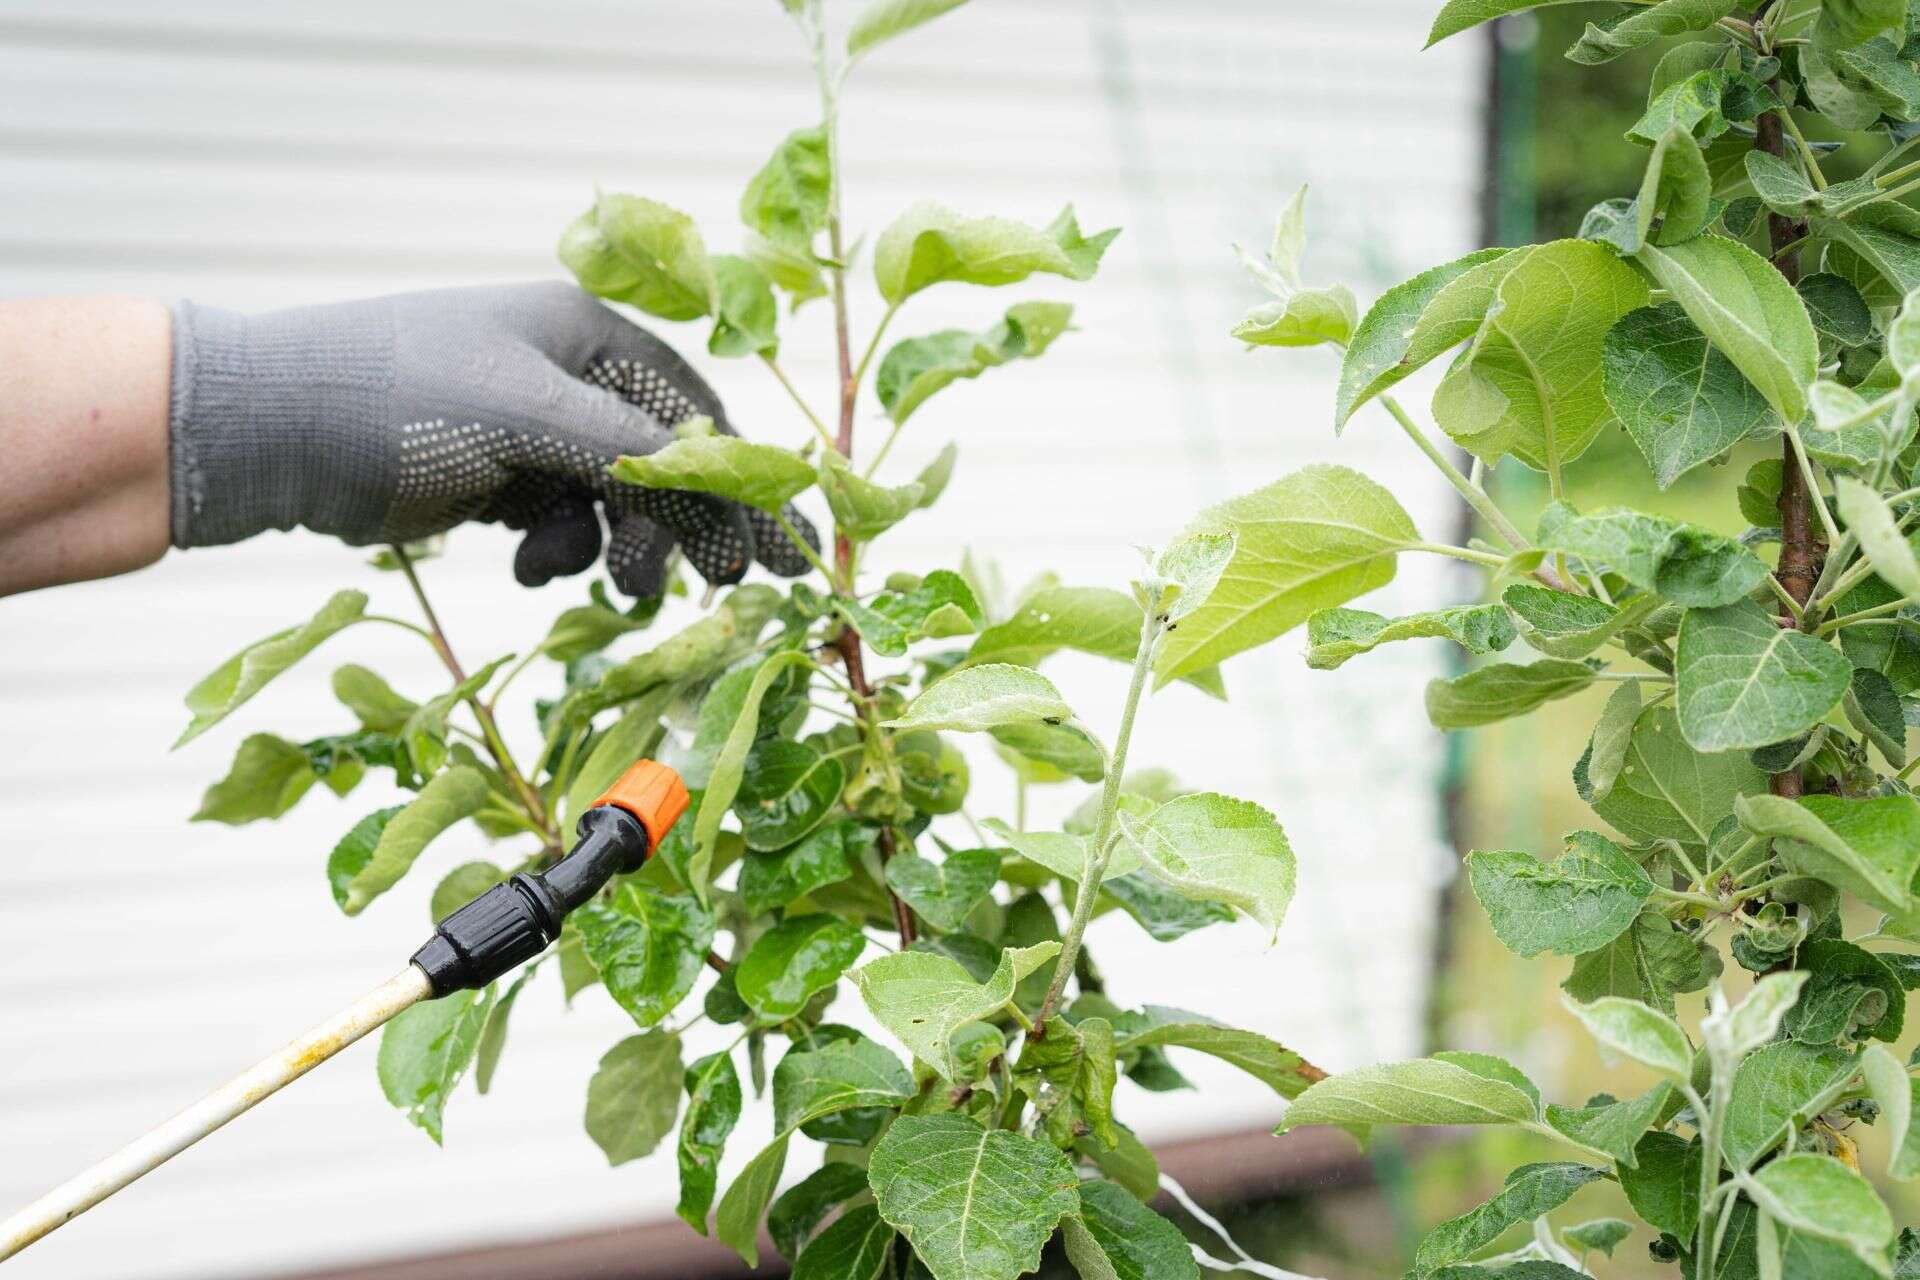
[0,2,1484,1276]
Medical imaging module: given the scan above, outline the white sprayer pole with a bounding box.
[0,965,432,1262]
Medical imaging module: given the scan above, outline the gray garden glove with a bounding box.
[167,281,818,597]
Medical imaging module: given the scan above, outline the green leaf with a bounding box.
[1424,659,1599,730]
[1154,465,1419,685]
[339,766,487,916]
[1819,207,1920,309]
[1275,1054,1540,1143]
[377,986,491,1145]
[1412,1163,1608,1277]
[1591,704,1766,846]
[1335,246,1514,428]
[1838,477,1920,598]
[769,1163,870,1261]
[1619,1131,1700,1235]
[987,821,1136,882]
[428,861,505,923]
[740,125,828,261]
[1603,303,1771,488]
[192,733,319,824]
[739,820,871,915]
[1230,189,1357,349]
[1584,680,1642,803]
[873,203,1117,305]
[876,302,1072,425]
[574,883,717,1027]
[707,254,778,358]
[1633,234,1818,425]
[1111,1005,1322,1098]
[1627,67,1770,146]
[1703,970,1811,1064]
[539,600,650,665]
[1115,792,1295,934]
[1568,0,1739,65]
[836,569,983,657]
[793,1205,893,1280]
[886,848,1001,931]
[473,965,532,1095]
[735,914,867,1019]
[1503,584,1651,660]
[991,721,1107,784]
[559,192,715,321]
[1784,938,1904,1044]
[1062,1181,1200,1280]
[964,584,1218,694]
[1821,0,1907,46]
[690,650,815,903]
[714,1135,791,1267]
[327,806,402,912]
[771,1035,914,1134]
[608,436,816,513]
[1562,995,1693,1082]
[399,655,511,776]
[1431,239,1652,471]
[1535,501,1770,607]
[852,941,1061,1080]
[1562,909,1716,1015]
[736,740,844,851]
[869,1114,1079,1280]
[1675,601,1851,752]
[1802,273,1876,347]
[177,590,367,745]
[1744,1155,1894,1256]
[333,664,417,733]
[1735,792,1920,915]
[1466,831,1654,958]
[847,0,969,60]
[1426,1,1580,46]
[818,454,922,541]
[1304,603,1515,670]
[883,663,1072,734]
[1544,1083,1673,1166]
[1564,1218,1634,1256]
[1861,1044,1920,1179]
[584,1030,682,1166]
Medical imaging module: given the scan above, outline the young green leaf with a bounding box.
[177,590,368,745]
[573,883,717,1027]
[1426,0,1568,46]
[852,941,1060,1079]
[769,1163,870,1261]
[963,584,1218,694]
[377,986,492,1145]
[1735,792,1920,914]
[771,1036,915,1135]
[584,1031,683,1165]
[792,1205,893,1280]
[1603,303,1771,488]
[1837,477,1920,598]
[734,914,867,1019]
[885,848,1001,931]
[1411,1163,1608,1277]
[1563,1218,1634,1257]
[1742,1155,1894,1258]
[1535,501,1769,607]
[399,655,512,776]
[985,822,1123,882]
[1675,601,1851,752]
[714,1135,791,1267]
[1231,188,1357,348]
[1583,680,1641,802]
[1701,970,1811,1064]
[1861,1044,1920,1179]
[1155,465,1419,684]
[1544,1083,1673,1166]
[1304,603,1515,670]
[1590,704,1766,846]
[835,569,983,657]
[1111,1005,1322,1098]
[740,125,828,258]
[1061,1181,1200,1280]
[1425,659,1599,730]
[847,0,969,60]
[817,453,922,540]
[1275,1054,1541,1144]
[876,302,1072,425]
[990,721,1106,784]
[333,664,417,733]
[1116,793,1295,934]
[707,254,779,358]
[1567,0,1738,65]
[1784,938,1904,1045]
[473,965,532,1095]
[338,766,488,916]
[1561,995,1693,1083]
[192,733,320,825]
[1466,831,1654,958]
[883,663,1072,734]
[873,203,1117,304]
[609,436,816,513]
[1152,531,1236,624]
[1335,246,1515,428]
[559,192,716,321]
[868,1114,1078,1280]
[689,649,815,901]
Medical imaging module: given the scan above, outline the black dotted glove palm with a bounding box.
[168,282,818,596]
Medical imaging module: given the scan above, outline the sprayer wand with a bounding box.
[0,760,689,1264]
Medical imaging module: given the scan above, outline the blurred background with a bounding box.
[2,1,1852,1277]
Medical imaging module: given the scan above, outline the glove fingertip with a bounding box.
[606,516,675,600]
[513,501,602,587]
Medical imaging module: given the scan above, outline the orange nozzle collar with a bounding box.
[593,760,690,856]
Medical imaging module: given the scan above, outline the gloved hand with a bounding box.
[166,281,818,597]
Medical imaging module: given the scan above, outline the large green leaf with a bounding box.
[883,663,1073,734]
[193,733,320,824]
[177,590,367,745]
[1275,1054,1540,1143]
[1534,501,1769,607]
[1426,1,1592,46]
[1335,246,1515,428]
[877,302,1072,425]
[1603,303,1772,488]
[735,740,844,852]
[1861,1045,1920,1180]
[1736,792,1920,915]
[1562,909,1715,1014]
[734,914,867,1019]
[1426,659,1602,731]
[873,203,1117,304]
[1634,234,1818,424]
[1115,792,1295,934]
[738,820,871,915]
[1304,603,1515,670]
[1411,1163,1608,1277]
[1619,1131,1701,1235]
[868,1114,1079,1280]
[1466,831,1654,958]
[338,766,487,916]
[1744,1155,1894,1257]
[1154,465,1419,685]
[715,1136,792,1266]
[1675,601,1851,751]
[1110,1005,1322,1098]
[852,942,1060,1079]
[1432,239,1651,472]
[792,1205,893,1280]
[574,884,716,1027]
[608,436,817,513]
[1784,938,1904,1044]
[377,986,492,1145]
[1567,0,1739,64]
[1062,1181,1200,1280]
[1820,0,1907,46]
[769,1164,871,1261]
[885,848,1001,931]
[847,0,970,60]
[559,192,716,321]
[1590,705,1767,845]
[584,1030,682,1165]
[771,1037,915,1134]
[675,1049,741,1233]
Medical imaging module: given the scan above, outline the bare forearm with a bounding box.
[0,296,172,595]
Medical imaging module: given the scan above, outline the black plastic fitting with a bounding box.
[410,804,652,996]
